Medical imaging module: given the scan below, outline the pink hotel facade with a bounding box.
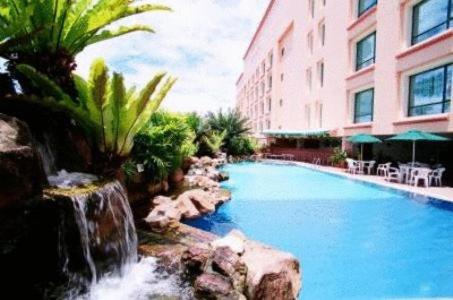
[235,0,453,142]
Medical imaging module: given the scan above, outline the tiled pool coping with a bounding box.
[262,159,453,204]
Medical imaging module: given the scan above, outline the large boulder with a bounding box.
[194,273,236,300]
[0,113,46,209]
[178,189,215,214]
[241,239,301,300]
[145,200,182,233]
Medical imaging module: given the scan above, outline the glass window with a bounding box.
[356,32,376,71]
[354,88,374,123]
[412,0,452,45]
[358,0,377,16]
[408,63,452,116]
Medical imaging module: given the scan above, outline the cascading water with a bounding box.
[32,134,189,299]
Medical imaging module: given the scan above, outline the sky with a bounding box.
[76,0,269,114]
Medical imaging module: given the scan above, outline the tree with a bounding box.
[17,58,176,173]
[205,109,250,155]
[0,0,170,96]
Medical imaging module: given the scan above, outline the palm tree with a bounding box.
[17,58,176,173]
[206,109,250,154]
[0,0,170,96]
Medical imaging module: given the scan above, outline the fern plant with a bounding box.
[17,59,176,172]
[0,0,170,95]
[202,130,226,155]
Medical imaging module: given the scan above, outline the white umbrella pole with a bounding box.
[412,140,416,165]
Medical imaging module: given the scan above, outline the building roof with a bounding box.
[263,129,331,138]
[243,0,276,60]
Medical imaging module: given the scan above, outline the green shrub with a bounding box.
[131,111,197,182]
[330,147,347,166]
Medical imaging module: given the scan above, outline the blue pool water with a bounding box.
[185,162,453,299]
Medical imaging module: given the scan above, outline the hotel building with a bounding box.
[236,0,453,161]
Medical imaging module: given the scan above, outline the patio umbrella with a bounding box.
[347,133,382,160]
[387,130,449,165]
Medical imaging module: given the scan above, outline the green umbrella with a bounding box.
[347,134,382,160]
[387,130,449,165]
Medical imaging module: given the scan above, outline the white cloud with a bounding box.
[75,0,269,113]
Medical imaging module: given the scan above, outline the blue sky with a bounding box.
[76,0,269,113]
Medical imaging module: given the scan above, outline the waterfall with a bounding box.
[33,133,58,176]
[49,179,189,300]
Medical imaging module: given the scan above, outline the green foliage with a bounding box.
[330,147,347,165]
[0,0,170,94]
[205,109,252,156]
[131,111,197,182]
[228,136,258,156]
[17,59,176,169]
[202,130,226,155]
[0,0,169,56]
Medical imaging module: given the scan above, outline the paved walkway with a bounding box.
[264,159,453,203]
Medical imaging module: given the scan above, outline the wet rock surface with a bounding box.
[0,113,46,209]
[138,224,301,300]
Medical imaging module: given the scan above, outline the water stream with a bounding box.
[33,135,189,299]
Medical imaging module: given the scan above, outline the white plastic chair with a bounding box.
[385,167,402,183]
[411,168,431,188]
[398,164,411,184]
[363,161,376,175]
[429,168,446,187]
[346,158,360,174]
[377,162,391,177]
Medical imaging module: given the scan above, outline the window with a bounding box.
[358,0,377,17]
[279,99,283,107]
[307,32,314,54]
[281,73,284,81]
[267,98,272,112]
[319,103,323,127]
[268,75,273,90]
[269,51,274,67]
[356,32,376,71]
[319,22,326,46]
[408,63,452,116]
[281,47,286,57]
[412,0,452,45]
[309,0,315,17]
[354,88,374,123]
[260,81,265,96]
[318,61,324,87]
[261,61,266,74]
[266,120,271,129]
[305,105,311,128]
[306,68,312,90]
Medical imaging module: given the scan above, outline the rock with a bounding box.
[241,239,301,300]
[152,195,173,206]
[209,189,232,206]
[212,246,247,291]
[211,230,246,255]
[175,196,200,219]
[218,172,229,182]
[145,202,181,233]
[181,189,215,214]
[139,243,187,272]
[194,273,234,299]
[181,246,212,276]
[0,113,46,210]
[169,168,185,184]
[200,156,213,166]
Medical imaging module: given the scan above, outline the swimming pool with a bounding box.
[185,162,453,299]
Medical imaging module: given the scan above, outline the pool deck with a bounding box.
[263,159,453,203]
